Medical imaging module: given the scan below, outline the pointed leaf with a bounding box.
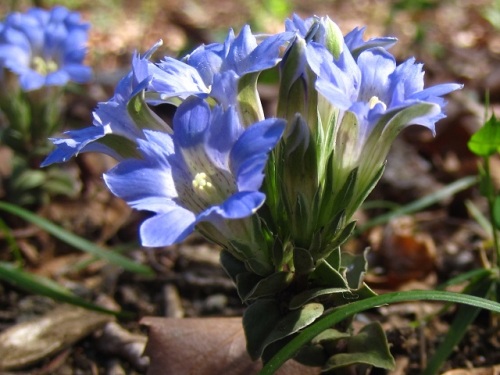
[468,114,500,156]
[322,322,395,371]
[311,259,350,288]
[243,299,282,360]
[260,303,324,359]
[240,271,293,301]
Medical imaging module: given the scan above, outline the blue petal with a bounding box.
[241,31,294,74]
[41,125,108,166]
[357,48,395,103]
[173,97,211,148]
[63,64,92,83]
[45,70,70,86]
[206,105,242,170]
[140,207,197,247]
[230,118,285,191]
[19,70,45,91]
[224,25,257,73]
[199,191,266,221]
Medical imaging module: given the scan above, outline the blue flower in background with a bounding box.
[104,97,285,247]
[0,6,91,91]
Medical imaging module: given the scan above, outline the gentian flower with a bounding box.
[285,14,397,56]
[0,6,91,91]
[42,43,166,166]
[103,97,285,248]
[305,41,462,217]
[135,26,293,108]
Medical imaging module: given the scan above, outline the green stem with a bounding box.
[484,156,500,268]
[260,290,500,374]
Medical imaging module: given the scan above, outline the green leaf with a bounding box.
[0,201,154,276]
[238,271,293,302]
[323,322,395,371]
[341,249,369,289]
[311,259,350,288]
[244,300,324,361]
[468,114,500,156]
[0,262,128,317]
[260,290,500,375]
[243,299,282,360]
[261,303,324,360]
[289,287,350,310]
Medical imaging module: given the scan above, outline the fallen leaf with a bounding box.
[441,365,500,375]
[0,304,113,370]
[141,316,320,375]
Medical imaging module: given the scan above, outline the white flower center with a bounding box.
[32,56,58,76]
[192,172,213,191]
[368,96,387,111]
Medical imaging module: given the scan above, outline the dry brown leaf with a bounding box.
[0,305,112,370]
[141,316,320,375]
[442,365,500,375]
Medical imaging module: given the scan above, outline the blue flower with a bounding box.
[103,97,285,247]
[306,42,462,136]
[0,6,91,91]
[305,41,462,217]
[136,26,293,107]
[41,43,166,166]
[285,14,396,56]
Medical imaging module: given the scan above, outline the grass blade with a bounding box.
[357,175,478,233]
[422,275,493,375]
[0,262,132,318]
[0,201,154,276]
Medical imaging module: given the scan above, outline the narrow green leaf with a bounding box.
[493,195,500,230]
[289,287,350,310]
[358,176,478,233]
[0,201,154,276]
[0,262,129,317]
[423,275,493,375]
[260,290,500,375]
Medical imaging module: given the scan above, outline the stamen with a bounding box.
[192,172,213,190]
[368,96,387,111]
[32,56,58,75]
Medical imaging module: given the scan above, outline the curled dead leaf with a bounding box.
[141,316,320,375]
[0,305,112,370]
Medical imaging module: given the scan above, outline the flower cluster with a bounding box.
[0,6,91,91]
[44,14,460,271]
[43,13,462,368]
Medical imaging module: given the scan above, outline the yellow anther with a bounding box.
[368,96,387,110]
[192,172,213,190]
[32,56,58,75]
